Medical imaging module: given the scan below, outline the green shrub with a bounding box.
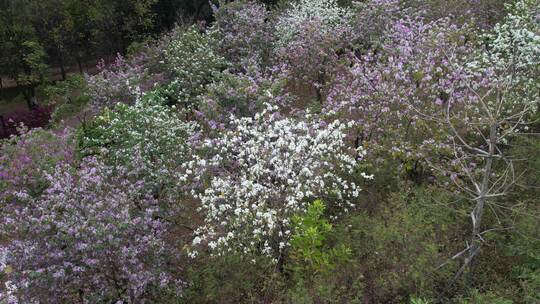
[410,297,433,304]
[329,187,465,303]
[456,289,514,304]
[180,254,285,304]
[288,200,351,279]
[507,207,540,304]
[43,75,89,123]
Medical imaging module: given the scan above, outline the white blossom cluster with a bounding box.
[470,0,540,115]
[187,104,372,259]
[163,26,227,107]
[481,0,540,70]
[80,95,197,187]
[275,0,351,46]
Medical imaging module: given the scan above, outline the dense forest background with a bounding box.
[1,0,539,303]
[0,0,508,112]
[0,0,210,109]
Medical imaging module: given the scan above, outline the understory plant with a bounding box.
[288,200,351,283]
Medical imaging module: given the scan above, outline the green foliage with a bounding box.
[43,75,89,123]
[289,200,351,278]
[285,200,352,303]
[329,187,465,303]
[507,208,540,303]
[127,40,149,57]
[509,134,540,200]
[502,135,540,302]
[15,41,49,88]
[456,289,514,304]
[0,10,49,107]
[180,254,285,304]
[44,75,87,104]
[0,0,171,101]
[410,297,433,304]
[105,0,159,42]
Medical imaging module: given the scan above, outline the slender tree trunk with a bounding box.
[0,115,6,138]
[193,0,207,23]
[315,86,323,104]
[119,34,127,54]
[467,122,497,280]
[76,57,84,74]
[30,86,38,108]
[59,55,67,81]
[22,86,37,110]
[316,61,327,105]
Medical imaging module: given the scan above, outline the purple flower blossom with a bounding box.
[1,158,182,302]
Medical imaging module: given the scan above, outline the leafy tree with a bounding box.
[0,7,49,109]
[97,0,159,52]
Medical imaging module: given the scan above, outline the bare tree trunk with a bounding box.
[466,122,497,284]
[22,86,38,110]
[30,86,38,108]
[59,55,67,81]
[193,0,207,23]
[76,57,84,74]
[0,115,6,138]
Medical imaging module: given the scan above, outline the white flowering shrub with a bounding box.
[162,25,228,108]
[187,104,372,259]
[468,0,540,116]
[481,0,540,70]
[275,0,351,46]
[78,93,196,188]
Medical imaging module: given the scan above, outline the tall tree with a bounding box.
[0,4,49,109]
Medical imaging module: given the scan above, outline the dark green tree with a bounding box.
[0,5,49,109]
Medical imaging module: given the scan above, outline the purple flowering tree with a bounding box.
[212,0,275,71]
[325,13,475,180]
[1,158,181,303]
[273,18,352,107]
[86,53,167,112]
[0,127,75,200]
